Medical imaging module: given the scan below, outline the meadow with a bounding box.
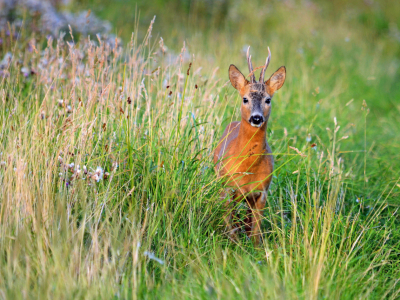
[0,0,399,299]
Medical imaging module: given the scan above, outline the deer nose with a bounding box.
[249,115,264,125]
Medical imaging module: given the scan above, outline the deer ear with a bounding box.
[229,65,249,90]
[265,66,286,95]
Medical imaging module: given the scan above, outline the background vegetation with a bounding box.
[0,0,399,298]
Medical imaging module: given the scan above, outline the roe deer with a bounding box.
[214,46,286,246]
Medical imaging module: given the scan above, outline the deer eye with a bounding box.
[243,97,249,104]
[265,98,271,104]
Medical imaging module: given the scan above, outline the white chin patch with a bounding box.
[250,122,263,128]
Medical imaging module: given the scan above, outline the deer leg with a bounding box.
[244,207,253,237]
[221,190,238,242]
[249,192,266,246]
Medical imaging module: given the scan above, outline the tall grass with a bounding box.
[0,1,399,299]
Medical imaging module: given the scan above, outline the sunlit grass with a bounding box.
[0,1,399,299]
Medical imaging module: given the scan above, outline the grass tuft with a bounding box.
[0,1,399,298]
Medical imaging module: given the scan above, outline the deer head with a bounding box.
[229,46,286,128]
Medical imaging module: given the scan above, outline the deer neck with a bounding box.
[236,118,267,154]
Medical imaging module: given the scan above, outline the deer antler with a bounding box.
[259,47,271,83]
[247,46,256,83]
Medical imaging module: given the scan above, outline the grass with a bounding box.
[0,0,399,299]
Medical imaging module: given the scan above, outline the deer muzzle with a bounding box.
[249,115,264,127]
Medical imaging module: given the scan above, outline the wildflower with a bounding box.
[306,134,312,142]
[67,105,72,113]
[75,167,81,177]
[91,173,99,182]
[21,67,29,77]
[91,166,104,182]
[0,53,12,68]
[58,99,64,107]
[96,166,104,176]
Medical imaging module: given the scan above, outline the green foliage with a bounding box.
[0,0,399,299]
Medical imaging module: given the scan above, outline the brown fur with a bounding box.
[214,59,286,246]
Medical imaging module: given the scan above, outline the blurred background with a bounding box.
[1,0,399,103]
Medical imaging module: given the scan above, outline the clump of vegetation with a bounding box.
[0,0,399,299]
[0,0,117,45]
